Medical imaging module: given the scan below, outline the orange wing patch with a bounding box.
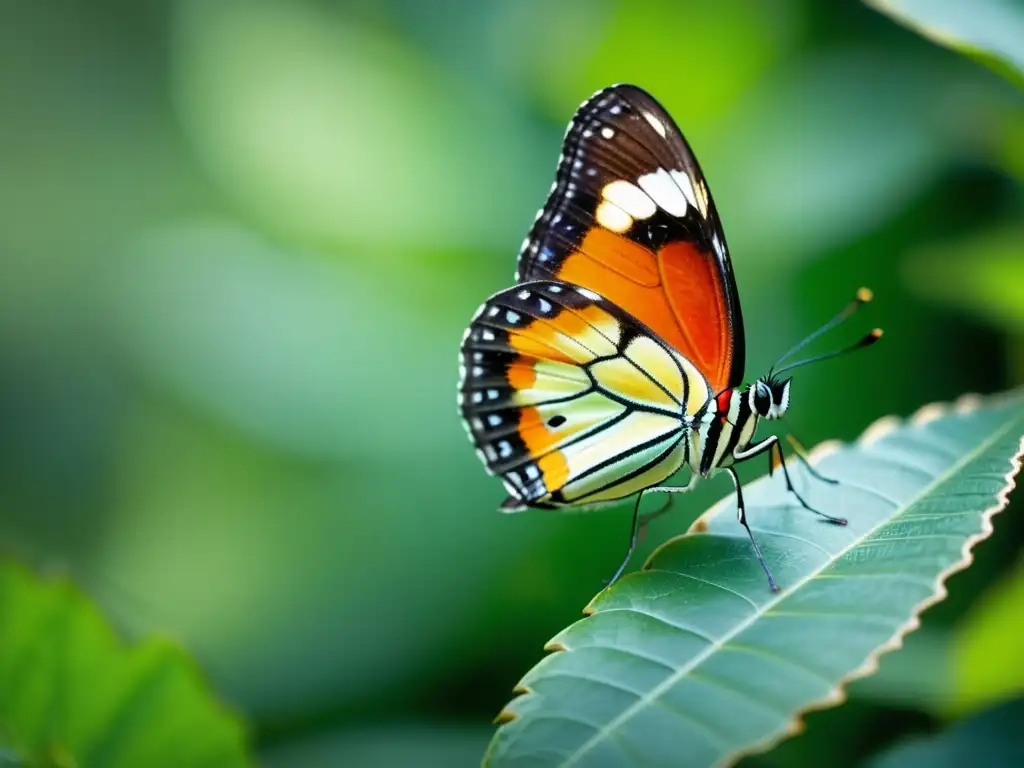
[509,305,618,364]
[660,240,732,388]
[555,228,733,390]
[537,452,569,490]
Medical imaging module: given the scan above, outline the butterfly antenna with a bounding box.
[774,328,882,375]
[770,288,874,374]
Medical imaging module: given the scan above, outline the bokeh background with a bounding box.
[1,1,1022,766]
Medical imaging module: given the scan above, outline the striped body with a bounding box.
[691,388,760,477]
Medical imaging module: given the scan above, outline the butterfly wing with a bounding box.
[516,83,744,392]
[459,280,712,510]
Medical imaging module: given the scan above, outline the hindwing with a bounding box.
[459,280,712,509]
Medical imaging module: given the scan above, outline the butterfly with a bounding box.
[458,84,880,590]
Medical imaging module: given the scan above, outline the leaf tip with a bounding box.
[494,709,517,725]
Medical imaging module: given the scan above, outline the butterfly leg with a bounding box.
[783,434,838,486]
[606,475,700,587]
[638,495,674,543]
[726,467,779,592]
[737,436,846,525]
[605,491,646,588]
[773,439,847,525]
[638,472,699,539]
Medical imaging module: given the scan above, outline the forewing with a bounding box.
[516,84,744,391]
[459,280,711,509]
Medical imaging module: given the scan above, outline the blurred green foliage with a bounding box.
[0,561,247,767]
[0,0,1021,765]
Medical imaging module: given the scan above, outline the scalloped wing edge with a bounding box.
[487,390,1024,765]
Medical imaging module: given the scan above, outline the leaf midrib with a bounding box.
[558,411,1023,767]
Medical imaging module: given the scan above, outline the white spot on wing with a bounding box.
[601,126,614,139]
[602,180,656,219]
[671,170,700,214]
[638,168,688,217]
[481,329,495,341]
[538,297,553,314]
[643,110,667,138]
[576,287,601,301]
[525,464,540,480]
[498,440,513,458]
[506,310,521,324]
[595,200,632,232]
[487,413,502,427]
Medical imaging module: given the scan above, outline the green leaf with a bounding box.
[485,393,1024,768]
[867,698,1024,767]
[949,557,1024,716]
[0,560,249,767]
[866,0,1024,88]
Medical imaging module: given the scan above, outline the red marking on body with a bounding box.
[715,389,732,424]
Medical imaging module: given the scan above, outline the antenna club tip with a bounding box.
[869,328,883,340]
[856,287,874,303]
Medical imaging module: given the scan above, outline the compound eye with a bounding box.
[753,385,771,416]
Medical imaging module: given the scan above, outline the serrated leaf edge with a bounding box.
[705,392,1024,767]
[486,392,1023,767]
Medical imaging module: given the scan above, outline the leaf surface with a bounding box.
[485,394,1024,768]
[866,0,1024,88]
[0,561,249,767]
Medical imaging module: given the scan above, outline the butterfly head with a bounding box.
[750,377,791,420]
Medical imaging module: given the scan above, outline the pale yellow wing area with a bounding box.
[460,280,708,508]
